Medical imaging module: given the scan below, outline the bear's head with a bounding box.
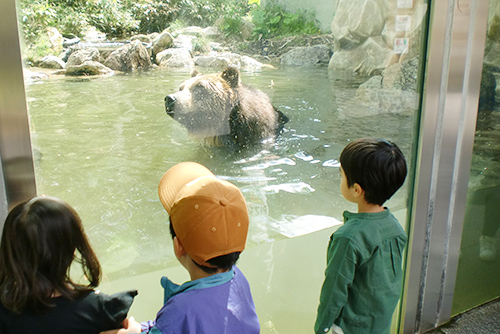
[164,67,241,141]
[165,66,288,147]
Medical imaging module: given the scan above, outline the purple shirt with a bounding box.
[142,266,259,334]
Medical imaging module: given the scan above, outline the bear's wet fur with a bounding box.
[164,66,289,148]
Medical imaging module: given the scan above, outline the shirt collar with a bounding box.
[161,267,235,303]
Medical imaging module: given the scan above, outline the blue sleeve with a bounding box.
[314,235,357,334]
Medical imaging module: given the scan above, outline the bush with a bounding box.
[87,0,138,36]
[250,0,320,40]
[132,0,180,34]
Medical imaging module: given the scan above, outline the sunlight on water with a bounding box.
[26,67,414,332]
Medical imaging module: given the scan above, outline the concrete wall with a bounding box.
[261,0,337,33]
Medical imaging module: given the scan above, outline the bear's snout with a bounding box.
[164,95,176,117]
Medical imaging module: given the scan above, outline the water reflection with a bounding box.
[26,67,413,280]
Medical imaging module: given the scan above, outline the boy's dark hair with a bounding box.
[340,138,407,206]
[169,218,240,274]
[0,197,101,314]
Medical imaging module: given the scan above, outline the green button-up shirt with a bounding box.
[315,209,407,334]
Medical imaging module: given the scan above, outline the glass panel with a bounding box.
[453,0,500,315]
[19,0,428,332]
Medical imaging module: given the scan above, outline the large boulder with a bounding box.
[329,36,396,75]
[37,55,65,69]
[152,30,174,56]
[65,61,114,76]
[346,57,419,117]
[66,48,101,67]
[104,40,152,72]
[332,0,389,49]
[46,27,64,55]
[156,48,194,67]
[281,45,332,66]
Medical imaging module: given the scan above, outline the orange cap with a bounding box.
[158,162,249,267]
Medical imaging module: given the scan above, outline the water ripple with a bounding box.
[242,158,296,171]
[322,159,341,167]
[263,182,315,194]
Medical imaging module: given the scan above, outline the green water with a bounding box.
[26,66,414,332]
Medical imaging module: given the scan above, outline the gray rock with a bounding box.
[156,48,194,67]
[328,36,396,75]
[152,30,174,56]
[281,45,332,66]
[332,0,388,49]
[65,61,114,76]
[38,55,65,69]
[130,34,152,44]
[104,40,152,72]
[66,48,100,67]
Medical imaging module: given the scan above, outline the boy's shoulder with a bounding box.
[335,210,406,240]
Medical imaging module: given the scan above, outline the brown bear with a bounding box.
[164,66,289,148]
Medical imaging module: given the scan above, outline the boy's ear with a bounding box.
[173,236,187,258]
[353,183,365,198]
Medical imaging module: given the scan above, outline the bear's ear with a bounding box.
[191,69,201,77]
[222,66,240,88]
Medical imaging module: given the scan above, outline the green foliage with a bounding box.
[87,0,138,36]
[131,0,180,34]
[18,0,322,59]
[250,1,320,39]
[20,0,58,43]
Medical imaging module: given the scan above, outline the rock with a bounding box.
[66,48,100,67]
[180,26,204,36]
[156,48,194,67]
[332,0,388,49]
[58,48,73,63]
[23,68,49,85]
[152,29,174,56]
[173,34,194,52]
[240,56,264,71]
[46,27,64,54]
[281,45,332,66]
[63,37,80,48]
[104,40,152,72]
[38,55,65,69]
[347,57,420,116]
[83,26,106,42]
[328,36,396,75]
[130,34,152,44]
[194,55,231,68]
[65,60,114,76]
[203,26,220,38]
[381,56,418,91]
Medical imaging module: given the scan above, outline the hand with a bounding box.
[99,316,142,334]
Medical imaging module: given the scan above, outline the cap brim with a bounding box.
[158,162,215,213]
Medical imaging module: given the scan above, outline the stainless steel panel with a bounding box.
[0,0,37,231]
[402,0,490,332]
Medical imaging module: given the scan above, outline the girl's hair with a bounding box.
[0,196,101,314]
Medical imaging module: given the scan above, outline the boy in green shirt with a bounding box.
[315,138,408,334]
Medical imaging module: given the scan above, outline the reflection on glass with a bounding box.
[453,0,500,315]
[20,1,427,332]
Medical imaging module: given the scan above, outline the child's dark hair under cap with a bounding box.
[339,138,407,206]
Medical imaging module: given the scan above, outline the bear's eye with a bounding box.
[179,85,184,91]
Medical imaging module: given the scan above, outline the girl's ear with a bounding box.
[173,236,187,258]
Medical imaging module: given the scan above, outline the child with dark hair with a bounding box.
[121,161,259,334]
[0,196,137,334]
[315,138,408,334]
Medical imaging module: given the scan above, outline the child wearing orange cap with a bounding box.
[117,162,259,334]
